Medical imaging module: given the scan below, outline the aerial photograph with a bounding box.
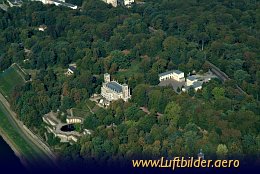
[0,0,259,173]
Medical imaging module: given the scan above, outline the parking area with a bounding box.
[158,79,185,92]
[192,71,217,82]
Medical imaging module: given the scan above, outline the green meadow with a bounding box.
[0,65,25,98]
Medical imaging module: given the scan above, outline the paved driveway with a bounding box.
[158,79,185,92]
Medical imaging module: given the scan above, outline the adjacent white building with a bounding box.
[7,0,22,7]
[65,64,77,76]
[83,129,92,135]
[67,66,76,74]
[124,0,134,6]
[33,0,77,9]
[103,0,118,7]
[66,117,83,124]
[159,70,185,82]
[186,75,198,86]
[102,0,134,7]
[52,0,78,9]
[182,75,203,92]
[192,81,203,91]
[34,0,53,4]
[38,24,47,31]
[182,81,202,92]
[101,73,131,102]
[159,70,213,93]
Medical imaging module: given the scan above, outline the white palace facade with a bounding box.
[101,73,131,102]
[159,70,185,82]
[102,0,134,7]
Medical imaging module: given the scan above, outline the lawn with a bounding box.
[72,99,98,118]
[114,60,142,81]
[0,65,25,97]
[72,108,91,118]
[12,63,27,78]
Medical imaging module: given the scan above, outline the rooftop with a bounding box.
[68,66,76,72]
[8,0,22,4]
[52,0,77,9]
[159,70,184,77]
[174,70,183,74]
[106,81,123,93]
[187,76,197,81]
[192,81,202,88]
[39,24,47,28]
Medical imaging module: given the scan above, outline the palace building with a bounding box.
[103,0,117,7]
[33,0,77,9]
[186,75,198,86]
[182,75,203,92]
[159,70,185,82]
[102,0,134,7]
[124,0,134,7]
[101,73,131,102]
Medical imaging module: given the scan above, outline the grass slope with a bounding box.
[0,65,25,97]
[115,60,142,81]
[0,103,43,165]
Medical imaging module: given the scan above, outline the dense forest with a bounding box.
[0,0,259,167]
